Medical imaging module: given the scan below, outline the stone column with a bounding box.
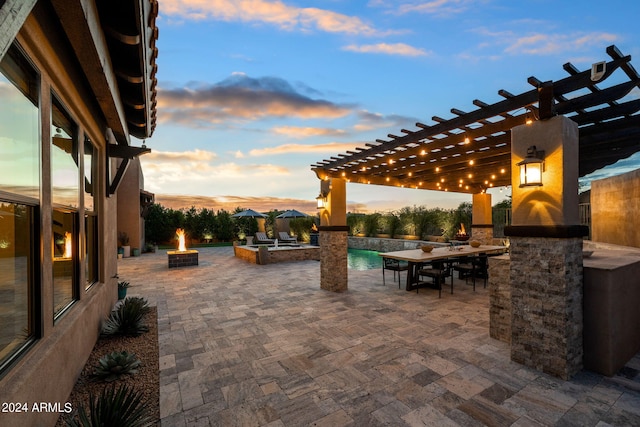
[505,115,588,380]
[471,193,493,244]
[319,178,348,292]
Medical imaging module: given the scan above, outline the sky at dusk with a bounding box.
[142,0,640,214]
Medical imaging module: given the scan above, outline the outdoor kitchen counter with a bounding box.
[582,243,640,376]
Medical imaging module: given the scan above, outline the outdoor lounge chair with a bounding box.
[278,232,297,244]
[254,232,274,244]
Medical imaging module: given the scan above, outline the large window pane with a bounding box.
[51,98,78,208]
[84,138,95,212]
[51,97,78,318]
[0,46,39,200]
[52,209,76,316]
[85,213,98,289]
[0,201,36,370]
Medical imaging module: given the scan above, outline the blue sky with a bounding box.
[142,0,640,213]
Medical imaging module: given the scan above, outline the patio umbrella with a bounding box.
[276,209,309,219]
[231,209,267,218]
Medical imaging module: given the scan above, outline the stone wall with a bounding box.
[348,236,445,251]
[321,231,348,291]
[471,226,494,245]
[509,237,583,380]
[488,255,511,343]
[234,245,320,264]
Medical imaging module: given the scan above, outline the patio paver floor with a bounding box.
[117,247,640,426]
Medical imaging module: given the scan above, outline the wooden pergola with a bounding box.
[312,45,640,194]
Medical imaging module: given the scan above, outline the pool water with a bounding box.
[347,248,382,270]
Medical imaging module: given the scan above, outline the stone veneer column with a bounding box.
[471,193,493,245]
[506,116,588,380]
[488,255,511,343]
[319,228,348,292]
[318,178,348,292]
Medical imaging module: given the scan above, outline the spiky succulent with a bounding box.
[92,351,141,382]
[101,297,151,337]
[66,383,153,427]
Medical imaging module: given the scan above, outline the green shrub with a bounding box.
[101,297,150,337]
[66,384,153,427]
[92,351,141,382]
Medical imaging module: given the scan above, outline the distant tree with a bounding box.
[145,204,178,244]
[264,210,282,238]
[289,217,316,242]
[215,209,235,241]
[198,208,216,242]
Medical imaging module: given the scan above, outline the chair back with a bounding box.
[383,257,399,268]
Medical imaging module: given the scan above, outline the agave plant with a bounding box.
[92,351,141,382]
[101,297,151,337]
[66,383,153,427]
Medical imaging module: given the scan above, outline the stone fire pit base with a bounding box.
[167,249,199,268]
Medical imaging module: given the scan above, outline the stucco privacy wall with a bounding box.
[591,168,640,248]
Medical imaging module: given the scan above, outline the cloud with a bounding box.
[145,149,217,162]
[161,0,386,36]
[158,74,353,128]
[504,32,618,55]
[473,27,619,56]
[395,0,475,16]
[153,193,369,214]
[154,193,319,213]
[272,126,347,138]
[249,142,364,156]
[342,43,430,57]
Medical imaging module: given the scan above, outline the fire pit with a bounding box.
[168,228,198,268]
[454,223,469,241]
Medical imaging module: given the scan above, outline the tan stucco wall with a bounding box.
[511,116,580,226]
[0,6,120,425]
[591,167,640,248]
[117,157,145,251]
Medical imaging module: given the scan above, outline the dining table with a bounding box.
[379,244,507,291]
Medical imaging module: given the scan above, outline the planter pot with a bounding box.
[132,248,140,257]
[122,245,131,257]
[118,287,127,299]
[117,253,123,260]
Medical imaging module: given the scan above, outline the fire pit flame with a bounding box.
[64,232,72,258]
[176,228,187,252]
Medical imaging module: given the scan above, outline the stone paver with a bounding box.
[118,247,640,426]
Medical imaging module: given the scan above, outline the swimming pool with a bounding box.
[347,248,382,270]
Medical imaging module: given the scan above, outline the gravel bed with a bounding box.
[55,308,160,426]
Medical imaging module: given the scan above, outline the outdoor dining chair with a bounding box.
[417,260,453,297]
[382,257,408,288]
[453,254,488,291]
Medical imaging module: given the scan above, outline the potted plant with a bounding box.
[118,232,130,257]
[117,281,129,300]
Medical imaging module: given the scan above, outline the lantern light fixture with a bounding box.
[316,192,328,209]
[517,145,545,187]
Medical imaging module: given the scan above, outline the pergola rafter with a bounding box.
[312,45,640,194]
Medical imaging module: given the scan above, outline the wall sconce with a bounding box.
[517,145,545,187]
[316,192,328,209]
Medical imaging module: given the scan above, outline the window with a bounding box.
[51,97,79,318]
[85,213,98,289]
[0,45,40,373]
[84,138,98,289]
[0,46,39,199]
